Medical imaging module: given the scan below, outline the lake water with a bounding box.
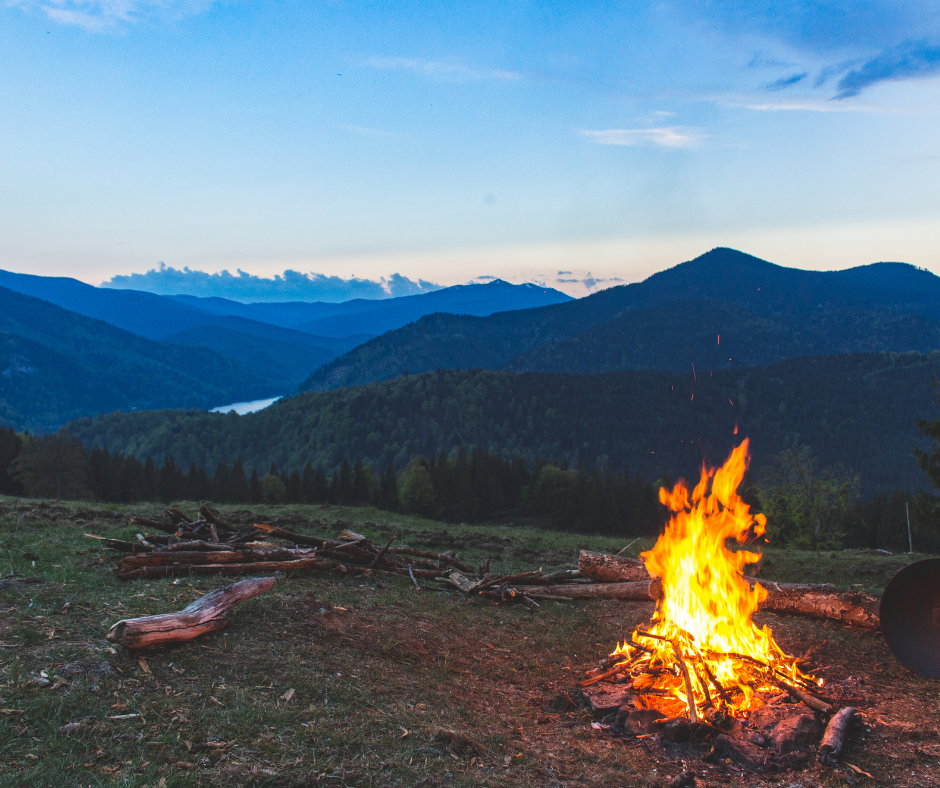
[210,396,282,415]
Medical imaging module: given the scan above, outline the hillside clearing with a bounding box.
[0,498,936,787]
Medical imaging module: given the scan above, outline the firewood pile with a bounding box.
[85,508,882,628]
[86,508,657,603]
[579,645,864,774]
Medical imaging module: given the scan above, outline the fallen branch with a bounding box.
[105,577,275,649]
[819,707,860,765]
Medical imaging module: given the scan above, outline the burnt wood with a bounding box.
[818,706,860,766]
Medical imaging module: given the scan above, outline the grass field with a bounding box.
[0,496,937,788]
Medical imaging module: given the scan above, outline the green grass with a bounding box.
[0,496,936,788]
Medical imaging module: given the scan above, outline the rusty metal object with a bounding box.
[880,558,940,679]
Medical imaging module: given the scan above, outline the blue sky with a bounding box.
[1,0,938,298]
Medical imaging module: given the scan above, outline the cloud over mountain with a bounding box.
[103,264,440,303]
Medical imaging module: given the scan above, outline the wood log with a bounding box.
[106,577,275,649]
[577,552,880,627]
[819,707,860,766]
[754,580,880,629]
[578,550,651,583]
[536,579,662,600]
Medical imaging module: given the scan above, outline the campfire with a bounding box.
[576,439,870,775]
[598,439,824,721]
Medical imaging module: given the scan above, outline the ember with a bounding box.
[595,439,827,721]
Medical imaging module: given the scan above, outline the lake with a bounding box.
[210,396,282,415]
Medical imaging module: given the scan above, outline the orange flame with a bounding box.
[609,439,811,717]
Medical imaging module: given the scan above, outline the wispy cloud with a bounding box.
[835,39,940,99]
[8,0,213,30]
[365,56,523,82]
[579,127,702,148]
[764,72,809,91]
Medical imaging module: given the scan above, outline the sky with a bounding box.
[1,0,939,299]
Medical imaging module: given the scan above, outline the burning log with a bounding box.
[580,551,880,629]
[105,577,274,649]
[578,550,651,583]
[818,707,860,766]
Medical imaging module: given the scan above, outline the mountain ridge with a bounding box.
[0,286,276,431]
[299,248,940,391]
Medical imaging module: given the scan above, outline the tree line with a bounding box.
[0,427,668,536]
[2,424,938,550]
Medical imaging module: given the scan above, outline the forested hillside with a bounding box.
[70,351,940,493]
[508,299,940,374]
[0,287,275,431]
[299,249,940,391]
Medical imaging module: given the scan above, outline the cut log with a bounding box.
[537,579,662,601]
[578,550,651,583]
[818,707,860,766]
[754,580,880,630]
[106,577,275,649]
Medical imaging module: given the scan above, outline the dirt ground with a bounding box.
[1,499,938,787]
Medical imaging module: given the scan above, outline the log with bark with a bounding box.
[818,707,860,766]
[577,551,880,628]
[106,577,275,649]
[755,581,880,630]
[578,550,651,583]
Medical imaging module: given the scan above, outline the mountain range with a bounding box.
[299,248,940,391]
[0,286,275,431]
[0,271,572,428]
